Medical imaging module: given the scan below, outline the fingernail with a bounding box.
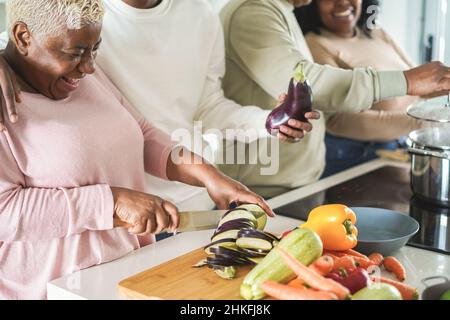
[10,114,18,123]
[0,124,5,132]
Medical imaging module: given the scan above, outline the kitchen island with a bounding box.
[47,159,450,300]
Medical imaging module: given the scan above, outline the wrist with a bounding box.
[202,164,227,190]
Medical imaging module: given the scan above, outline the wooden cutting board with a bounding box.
[118,248,253,300]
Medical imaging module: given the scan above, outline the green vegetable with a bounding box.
[215,267,236,280]
[351,283,402,300]
[240,228,323,300]
[293,62,306,84]
[441,290,450,300]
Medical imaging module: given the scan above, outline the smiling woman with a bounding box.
[4,0,103,100]
[0,0,273,300]
[294,0,425,177]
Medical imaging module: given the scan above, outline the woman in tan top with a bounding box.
[295,0,423,177]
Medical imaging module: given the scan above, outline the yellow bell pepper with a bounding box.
[301,204,358,251]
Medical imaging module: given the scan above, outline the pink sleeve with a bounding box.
[95,68,176,180]
[0,133,114,243]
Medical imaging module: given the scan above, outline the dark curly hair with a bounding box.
[294,0,381,38]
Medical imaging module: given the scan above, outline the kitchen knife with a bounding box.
[176,210,227,233]
[114,210,227,233]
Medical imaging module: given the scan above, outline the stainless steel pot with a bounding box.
[408,127,450,207]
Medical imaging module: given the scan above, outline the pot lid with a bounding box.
[407,95,450,123]
[409,127,450,151]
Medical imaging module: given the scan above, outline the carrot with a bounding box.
[352,256,376,269]
[262,281,338,300]
[332,256,357,273]
[371,277,418,300]
[289,256,334,288]
[324,250,347,258]
[277,247,350,300]
[369,253,384,266]
[343,249,370,260]
[383,256,406,281]
[288,278,307,289]
[310,255,334,276]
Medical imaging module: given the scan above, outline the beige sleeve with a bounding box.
[227,2,408,114]
[326,109,425,142]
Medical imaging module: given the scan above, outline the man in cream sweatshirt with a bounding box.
[1,0,449,205]
[219,0,450,197]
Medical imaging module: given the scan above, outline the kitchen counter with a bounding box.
[47,159,450,300]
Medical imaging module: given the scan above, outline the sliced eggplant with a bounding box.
[210,246,249,260]
[236,236,273,251]
[209,253,251,266]
[220,207,247,219]
[264,231,280,242]
[216,219,256,232]
[237,247,268,259]
[206,257,236,267]
[214,266,236,280]
[219,209,257,227]
[236,204,268,230]
[211,229,240,242]
[240,247,271,255]
[204,238,237,255]
[192,259,208,268]
[206,256,249,267]
[247,257,264,264]
[237,229,275,242]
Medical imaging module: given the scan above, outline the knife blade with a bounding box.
[176,210,227,233]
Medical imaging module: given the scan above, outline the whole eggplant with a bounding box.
[266,63,313,135]
[327,268,371,294]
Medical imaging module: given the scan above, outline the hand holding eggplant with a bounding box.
[276,93,321,143]
[266,63,320,143]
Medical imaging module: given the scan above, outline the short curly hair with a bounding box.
[7,0,104,39]
[295,0,381,38]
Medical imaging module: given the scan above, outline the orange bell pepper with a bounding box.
[301,204,358,251]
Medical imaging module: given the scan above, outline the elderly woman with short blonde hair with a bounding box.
[0,0,273,299]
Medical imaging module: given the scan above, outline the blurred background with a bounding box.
[0,0,449,64]
[209,0,450,65]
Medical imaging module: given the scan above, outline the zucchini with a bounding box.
[240,228,323,300]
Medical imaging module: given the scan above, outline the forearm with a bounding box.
[166,147,225,189]
[326,109,424,142]
[0,184,114,243]
[305,61,407,113]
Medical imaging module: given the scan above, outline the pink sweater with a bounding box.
[0,68,175,299]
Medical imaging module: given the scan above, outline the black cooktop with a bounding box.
[276,166,450,255]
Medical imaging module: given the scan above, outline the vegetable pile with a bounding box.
[194,204,277,280]
[241,204,419,300]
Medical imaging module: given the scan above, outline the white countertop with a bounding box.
[47,159,450,300]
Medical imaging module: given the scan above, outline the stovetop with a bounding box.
[276,166,450,255]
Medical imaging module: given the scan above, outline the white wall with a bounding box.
[379,0,424,64]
